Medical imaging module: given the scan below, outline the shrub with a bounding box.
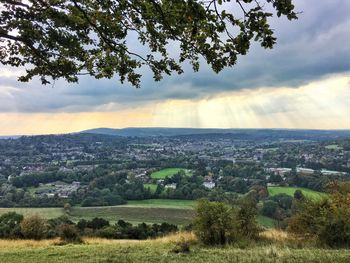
[171,237,190,254]
[63,203,71,214]
[288,182,350,247]
[86,217,110,230]
[194,198,260,245]
[97,226,118,239]
[58,224,83,244]
[234,198,260,241]
[20,215,47,240]
[0,212,23,238]
[261,200,278,217]
[194,199,235,245]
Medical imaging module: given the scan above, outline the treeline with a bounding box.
[0,213,178,241]
[194,182,350,248]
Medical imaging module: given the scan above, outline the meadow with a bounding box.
[325,144,343,150]
[143,183,158,193]
[150,168,192,179]
[0,231,350,263]
[0,199,275,228]
[0,199,195,225]
[267,186,327,200]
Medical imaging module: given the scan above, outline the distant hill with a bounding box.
[0,135,21,140]
[81,127,241,137]
[81,127,350,140]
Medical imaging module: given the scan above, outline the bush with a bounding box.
[288,182,350,247]
[234,198,260,240]
[20,215,47,240]
[86,217,109,230]
[0,212,23,238]
[261,200,278,217]
[97,226,118,239]
[58,224,83,244]
[171,238,190,254]
[193,198,260,245]
[194,199,235,245]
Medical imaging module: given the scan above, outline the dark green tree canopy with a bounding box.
[0,0,297,87]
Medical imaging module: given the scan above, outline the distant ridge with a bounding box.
[81,127,236,137]
[80,127,350,139]
[0,135,21,139]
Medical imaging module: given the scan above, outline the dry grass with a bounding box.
[0,232,196,250]
[0,230,312,252]
[260,229,291,243]
[0,238,60,249]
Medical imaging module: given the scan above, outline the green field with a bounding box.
[123,199,196,209]
[0,199,196,225]
[0,199,278,228]
[70,206,194,225]
[151,168,192,179]
[325,144,343,150]
[144,183,158,193]
[0,207,63,219]
[268,186,327,200]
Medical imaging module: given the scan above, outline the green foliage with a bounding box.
[235,198,260,240]
[294,189,305,200]
[1,0,297,87]
[194,199,234,245]
[86,217,110,230]
[58,224,83,244]
[288,182,350,247]
[0,212,23,238]
[20,215,47,240]
[261,200,278,217]
[171,237,191,254]
[63,203,71,214]
[193,198,260,245]
[78,219,178,240]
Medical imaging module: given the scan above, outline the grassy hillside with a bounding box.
[151,168,192,179]
[0,231,350,263]
[268,186,327,200]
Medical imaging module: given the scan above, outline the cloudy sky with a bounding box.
[1,0,350,135]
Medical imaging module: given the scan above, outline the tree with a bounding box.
[0,212,23,238]
[0,0,297,87]
[193,198,260,245]
[235,197,260,240]
[63,203,71,214]
[261,200,278,217]
[194,199,234,245]
[58,224,83,244]
[20,215,47,240]
[288,182,350,247]
[293,189,304,201]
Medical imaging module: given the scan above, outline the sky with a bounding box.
[0,0,350,135]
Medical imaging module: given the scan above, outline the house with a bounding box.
[297,168,314,175]
[72,181,80,187]
[164,183,177,189]
[203,182,215,189]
